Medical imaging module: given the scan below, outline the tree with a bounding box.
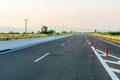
[31,32,34,34]
[62,31,67,34]
[9,31,14,34]
[41,25,48,34]
[48,30,55,35]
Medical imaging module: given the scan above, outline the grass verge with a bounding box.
[0,33,71,41]
[91,34,120,44]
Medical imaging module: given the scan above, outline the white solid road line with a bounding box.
[118,60,120,63]
[95,37,120,48]
[34,53,50,63]
[104,60,120,65]
[96,49,105,54]
[109,54,120,60]
[99,54,105,56]
[111,68,120,73]
[91,46,119,80]
[97,49,120,60]
[60,43,65,46]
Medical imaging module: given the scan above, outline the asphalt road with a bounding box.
[0,34,119,80]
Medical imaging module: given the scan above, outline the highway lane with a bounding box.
[0,35,112,80]
[86,35,120,57]
[86,35,120,80]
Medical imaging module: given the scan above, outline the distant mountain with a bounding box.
[0,26,24,33]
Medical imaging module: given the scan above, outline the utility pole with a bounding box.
[24,19,28,33]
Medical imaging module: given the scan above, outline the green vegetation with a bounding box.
[108,32,120,36]
[91,32,120,44]
[0,33,49,41]
[0,25,73,41]
[41,25,56,35]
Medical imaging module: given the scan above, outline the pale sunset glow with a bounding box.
[0,0,120,32]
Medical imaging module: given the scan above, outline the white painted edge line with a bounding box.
[95,37,120,48]
[109,55,120,60]
[99,54,106,56]
[96,49,105,54]
[60,43,65,46]
[34,53,50,63]
[96,49,120,60]
[118,60,120,63]
[91,46,119,80]
[104,60,120,65]
[111,68,120,73]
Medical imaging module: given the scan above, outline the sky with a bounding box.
[0,0,120,32]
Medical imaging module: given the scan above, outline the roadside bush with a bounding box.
[108,32,120,35]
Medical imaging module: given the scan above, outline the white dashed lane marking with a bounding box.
[60,43,65,46]
[34,53,50,63]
